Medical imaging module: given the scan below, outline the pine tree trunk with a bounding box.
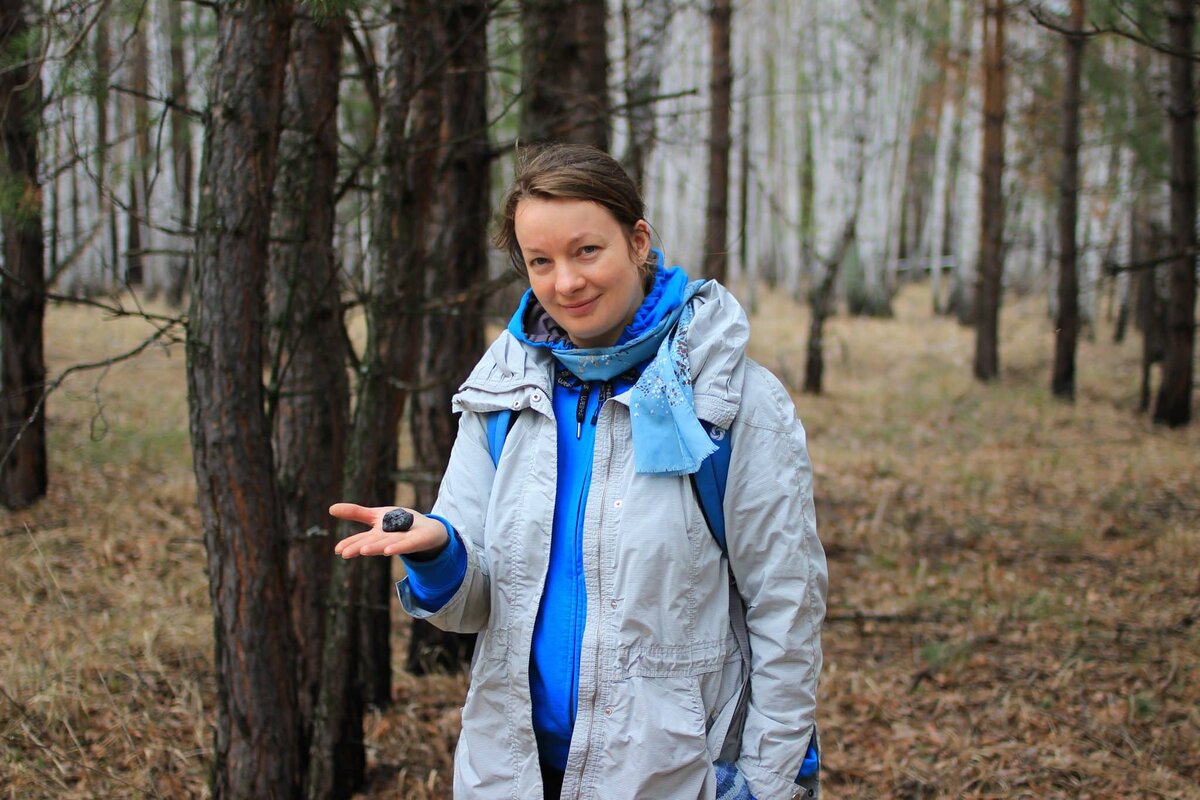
[1052,0,1084,400]
[166,0,194,306]
[406,0,490,675]
[973,0,1007,381]
[703,0,732,283]
[267,11,354,796]
[0,0,47,510]
[1153,0,1196,427]
[185,3,300,797]
[519,0,610,149]
[350,0,443,707]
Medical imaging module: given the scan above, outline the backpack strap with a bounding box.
[690,420,733,554]
[485,408,518,467]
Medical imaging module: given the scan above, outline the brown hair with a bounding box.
[494,143,657,278]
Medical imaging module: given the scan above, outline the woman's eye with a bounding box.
[528,257,550,269]
[580,245,599,256]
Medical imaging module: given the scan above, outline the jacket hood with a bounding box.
[454,280,750,429]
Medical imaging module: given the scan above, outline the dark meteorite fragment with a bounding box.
[382,508,414,533]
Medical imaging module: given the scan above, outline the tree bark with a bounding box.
[620,0,670,187]
[94,16,119,286]
[973,0,1007,381]
[125,12,151,288]
[519,0,610,149]
[348,0,442,707]
[166,0,195,306]
[1132,201,1167,414]
[703,0,732,283]
[1153,0,1196,427]
[0,0,47,510]
[406,0,490,675]
[1052,0,1084,400]
[267,10,354,796]
[803,121,868,396]
[185,2,299,797]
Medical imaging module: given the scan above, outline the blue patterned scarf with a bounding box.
[508,252,717,476]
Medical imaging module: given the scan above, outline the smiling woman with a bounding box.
[515,198,651,349]
[330,143,827,800]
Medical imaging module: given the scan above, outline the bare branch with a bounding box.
[108,82,206,121]
[1029,4,1200,62]
[1104,245,1200,276]
[0,319,184,482]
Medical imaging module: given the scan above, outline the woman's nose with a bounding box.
[555,264,586,295]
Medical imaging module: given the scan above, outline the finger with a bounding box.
[329,502,380,525]
[334,530,380,556]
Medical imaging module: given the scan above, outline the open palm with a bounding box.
[329,503,449,558]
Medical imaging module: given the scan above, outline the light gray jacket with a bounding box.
[398,283,827,800]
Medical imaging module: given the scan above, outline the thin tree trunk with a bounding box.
[804,122,868,395]
[407,0,490,675]
[94,16,119,285]
[620,0,670,185]
[703,0,732,283]
[185,3,299,797]
[973,0,1007,381]
[125,12,151,288]
[166,0,194,306]
[0,0,47,510]
[350,0,442,707]
[1153,0,1196,427]
[519,0,609,149]
[267,11,354,797]
[1052,0,1084,400]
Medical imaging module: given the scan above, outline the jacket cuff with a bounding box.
[740,758,817,800]
[397,515,467,611]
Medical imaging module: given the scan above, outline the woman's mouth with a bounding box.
[560,297,599,317]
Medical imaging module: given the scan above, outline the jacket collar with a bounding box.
[454,281,750,428]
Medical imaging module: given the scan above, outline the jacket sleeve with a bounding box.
[723,365,827,800]
[395,410,496,633]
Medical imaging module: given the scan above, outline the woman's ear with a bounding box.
[631,219,652,262]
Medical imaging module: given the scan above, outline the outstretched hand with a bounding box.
[329,503,449,559]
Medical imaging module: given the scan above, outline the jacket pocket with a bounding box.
[594,674,715,799]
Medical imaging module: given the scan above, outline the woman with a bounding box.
[331,144,827,800]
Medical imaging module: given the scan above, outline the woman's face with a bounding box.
[514,197,651,349]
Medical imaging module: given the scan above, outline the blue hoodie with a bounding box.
[402,263,689,769]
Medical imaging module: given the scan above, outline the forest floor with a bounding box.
[2,282,1198,800]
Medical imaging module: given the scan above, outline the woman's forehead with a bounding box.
[514,198,621,243]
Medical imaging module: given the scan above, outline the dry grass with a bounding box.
[2,283,1197,799]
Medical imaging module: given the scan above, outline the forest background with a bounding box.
[1,0,1198,798]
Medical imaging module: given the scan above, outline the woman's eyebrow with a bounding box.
[522,232,605,254]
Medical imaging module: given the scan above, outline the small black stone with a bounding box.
[381,508,414,533]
